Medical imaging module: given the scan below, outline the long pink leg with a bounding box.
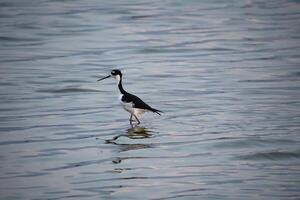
[129,114,133,125]
[133,114,140,125]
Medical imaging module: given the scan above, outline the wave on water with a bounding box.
[238,149,300,161]
[37,88,102,93]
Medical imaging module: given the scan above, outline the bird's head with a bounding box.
[98,69,122,82]
[110,69,122,79]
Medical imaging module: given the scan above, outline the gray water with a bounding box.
[0,0,300,199]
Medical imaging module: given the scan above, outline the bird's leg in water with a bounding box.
[129,114,136,126]
[129,114,136,121]
[133,114,140,125]
[129,114,133,125]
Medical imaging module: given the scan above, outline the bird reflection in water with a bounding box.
[106,126,153,154]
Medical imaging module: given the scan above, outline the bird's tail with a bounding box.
[150,108,164,116]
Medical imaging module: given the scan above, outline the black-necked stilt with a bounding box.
[98,69,163,125]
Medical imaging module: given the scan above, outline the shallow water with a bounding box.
[0,0,300,199]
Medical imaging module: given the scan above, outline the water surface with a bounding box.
[0,0,300,199]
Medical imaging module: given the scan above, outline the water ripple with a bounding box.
[238,150,300,161]
[0,0,299,199]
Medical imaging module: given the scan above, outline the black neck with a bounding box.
[118,78,126,94]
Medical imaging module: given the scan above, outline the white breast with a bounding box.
[119,94,134,114]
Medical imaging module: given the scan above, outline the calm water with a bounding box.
[0,0,300,199]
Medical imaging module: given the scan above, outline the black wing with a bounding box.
[122,92,163,115]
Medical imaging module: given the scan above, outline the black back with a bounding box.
[121,92,151,109]
[121,92,162,115]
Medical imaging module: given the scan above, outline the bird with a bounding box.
[98,69,163,125]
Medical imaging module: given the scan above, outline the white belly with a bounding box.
[133,108,146,116]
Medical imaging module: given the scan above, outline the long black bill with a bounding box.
[97,75,111,81]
